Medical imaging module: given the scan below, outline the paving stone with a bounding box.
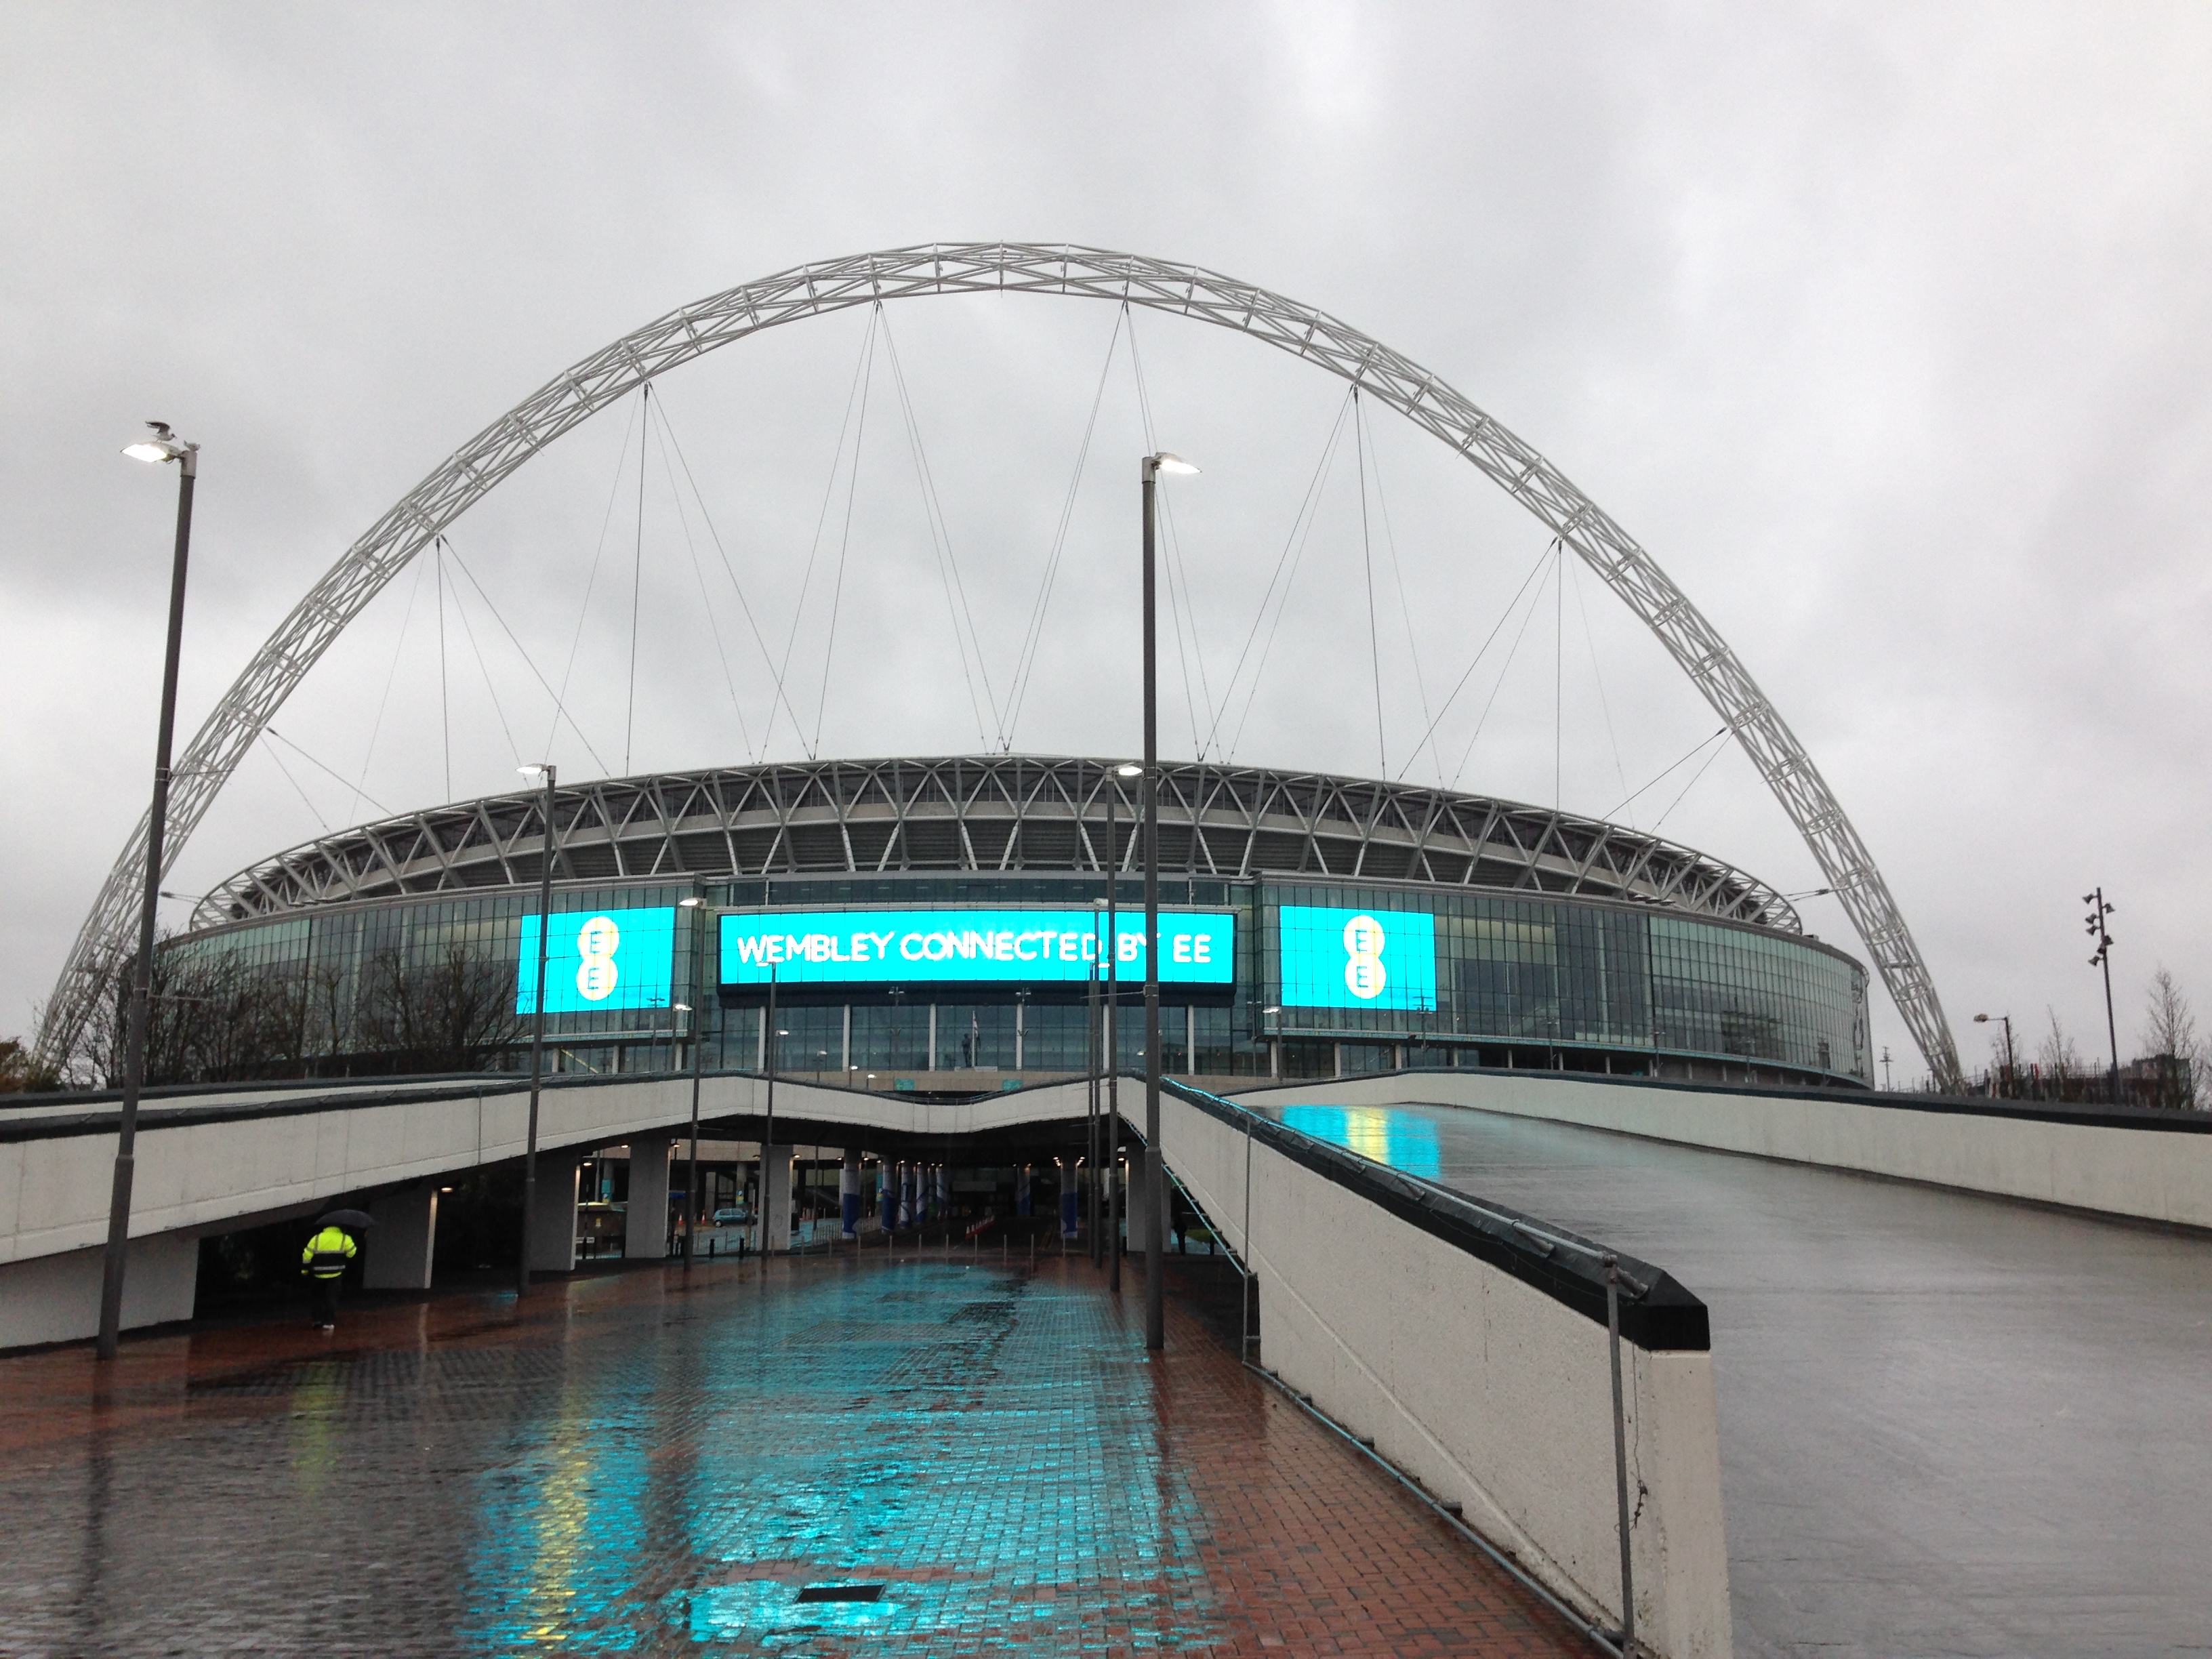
[0,1253,1585,1657]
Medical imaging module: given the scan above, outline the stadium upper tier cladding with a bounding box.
[169,756,1871,1085]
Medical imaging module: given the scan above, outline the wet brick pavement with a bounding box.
[0,1247,1586,1658]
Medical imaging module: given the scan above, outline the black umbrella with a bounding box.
[315,1209,375,1229]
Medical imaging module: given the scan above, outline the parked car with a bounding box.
[711,1206,750,1227]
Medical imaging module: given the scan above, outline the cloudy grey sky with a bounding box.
[5,3,2208,1082]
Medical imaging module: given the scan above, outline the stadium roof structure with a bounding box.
[191,756,1803,935]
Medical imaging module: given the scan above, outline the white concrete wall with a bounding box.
[1155,1090,1732,1659]
[0,1074,1101,1273]
[1236,1071,2212,1228]
[0,1233,200,1350]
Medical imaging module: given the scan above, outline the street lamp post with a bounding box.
[96,423,200,1362]
[1139,452,1197,1351]
[1973,1012,2016,1096]
[516,762,559,1300]
[759,964,779,1256]
[676,895,708,1268]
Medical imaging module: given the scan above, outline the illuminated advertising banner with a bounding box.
[516,906,677,1014]
[718,908,1235,988]
[1277,904,1437,1012]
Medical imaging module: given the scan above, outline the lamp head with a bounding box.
[1973,1014,1990,1023]
[518,762,555,782]
[1114,762,1143,778]
[122,421,197,470]
[1150,451,1199,476]
[678,896,704,908]
[672,1002,693,1014]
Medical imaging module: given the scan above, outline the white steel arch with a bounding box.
[39,243,1961,1086]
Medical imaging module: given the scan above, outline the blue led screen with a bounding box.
[516,906,678,1014]
[1277,904,1437,1011]
[719,908,1235,988]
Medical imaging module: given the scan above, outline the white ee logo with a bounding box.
[1343,914,1388,1001]
[574,914,621,1002]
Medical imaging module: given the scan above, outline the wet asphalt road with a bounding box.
[1256,1099,2212,1659]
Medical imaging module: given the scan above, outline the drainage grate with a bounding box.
[795,1584,886,1604]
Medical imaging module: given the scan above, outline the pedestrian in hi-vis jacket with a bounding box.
[300,1222,359,1332]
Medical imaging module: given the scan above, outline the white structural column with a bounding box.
[528,1158,580,1273]
[762,1145,794,1252]
[365,1183,439,1290]
[626,1136,672,1261]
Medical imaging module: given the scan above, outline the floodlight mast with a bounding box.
[95,423,199,1363]
[40,245,1961,1090]
[516,761,556,1300]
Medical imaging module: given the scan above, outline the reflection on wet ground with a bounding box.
[0,1248,1582,1658]
[1254,1099,2212,1659]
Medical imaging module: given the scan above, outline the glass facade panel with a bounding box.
[161,866,1866,1085]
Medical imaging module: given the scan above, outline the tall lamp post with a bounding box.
[2085,890,2119,1103]
[516,761,558,1300]
[1106,763,1137,1291]
[675,894,708,1268]
[1139,451,1197,1351]
[96,423,200,1361]
[1973,1012,2015,1096]
[759,964,779,1256]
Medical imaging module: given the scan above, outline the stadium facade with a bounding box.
[167,756,1872,1088]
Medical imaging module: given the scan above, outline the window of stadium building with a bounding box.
[1261,884,1866,1080]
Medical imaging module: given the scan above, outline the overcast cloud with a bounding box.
[4,2,2209,1082]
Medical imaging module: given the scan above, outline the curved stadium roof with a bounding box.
[193,756,1801,934]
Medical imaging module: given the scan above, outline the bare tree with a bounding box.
[2139,967,2204,1111]
[2037,1006,2083,1083]
[357,942,525,1073]
[0,1039,60,1094]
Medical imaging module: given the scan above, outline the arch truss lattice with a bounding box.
[39,243,1960,1086]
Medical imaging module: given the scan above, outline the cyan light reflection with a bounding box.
[462,1372,650,1652]
[1279,1105,1443,1180]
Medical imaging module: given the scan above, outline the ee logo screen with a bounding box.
[1276,905,1437,1012]
[516,905,678,1014]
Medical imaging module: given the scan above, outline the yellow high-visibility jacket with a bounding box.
[302,1226,358,1279]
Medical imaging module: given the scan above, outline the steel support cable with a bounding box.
[1126,311,1216,758]
[812,312,880,758]
[442,541,610,773]
[645,398,758,764]
[1570,557,1633,828]
[38,244,1961,1086]
[1356,394,1441,787]
[1004,305,1126,748]
[263,727,393,819]
[624,383,651,775]
[1652,731,1735,833]
[347,551,430,826]
[1222,392,1359,761]
[1603,727,1730,823]
[437,549,524,768]
[771,308,878,760]
[876,306,1003,747]
[1554,542,1565,813]
[1450,550,1557,791]
[1401,537,1553,785]
[1355,387,1387,777]
[546,387,642,762]
[434,541,451,801]
[651,385,812,756]
[256,731,328,830]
